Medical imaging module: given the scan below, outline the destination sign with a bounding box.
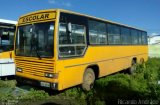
[19,12,56,24]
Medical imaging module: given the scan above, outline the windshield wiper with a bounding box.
[35,45,41,60]
[30,32,41,59]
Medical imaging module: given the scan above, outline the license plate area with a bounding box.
[40,81,50,88]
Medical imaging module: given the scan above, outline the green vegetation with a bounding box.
[0,58,160,105]
[0,80,16,88]
[58,58,160,105]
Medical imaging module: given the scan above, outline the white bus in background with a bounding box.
[148,35,160,57]
[0,19,17,78]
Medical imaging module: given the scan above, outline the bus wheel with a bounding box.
[16,78,23,87]
[82,68,95,91]
[128,60,137,74]
[140,58,144,64]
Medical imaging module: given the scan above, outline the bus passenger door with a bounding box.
[0,53,2,76]
[0,32,2,76]
[0,27,15,77]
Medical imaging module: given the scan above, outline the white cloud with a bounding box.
[151,33,159,36]
[48,0,56,4]
[48,0,72,7]
[62,2,71,7]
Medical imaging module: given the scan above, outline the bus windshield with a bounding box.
[0,26,15,53]
[15,22,54,58]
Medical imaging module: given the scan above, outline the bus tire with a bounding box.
[16,79,23,87]
[82,68,95,91]
[128,60,137,74]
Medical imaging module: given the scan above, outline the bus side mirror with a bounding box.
[68,22,72,33]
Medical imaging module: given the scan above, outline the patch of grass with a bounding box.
[60,58,160,105]
[0,58,160,105]
[0,88,50,105]
[18,88,49,102]
[0,80,16,88]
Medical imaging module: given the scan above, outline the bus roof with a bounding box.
[0,19,17,25]
[19,9,146,32]
[59,9,146,32]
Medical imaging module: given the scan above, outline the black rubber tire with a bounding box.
[16,79,24,87]
[128,60,137,74]
[82,68,95,91]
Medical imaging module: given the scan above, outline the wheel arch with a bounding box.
[85,64,99,79]
[132,57,137,64]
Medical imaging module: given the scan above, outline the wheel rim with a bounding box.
[84,72,94,90]
[85,73,93,84]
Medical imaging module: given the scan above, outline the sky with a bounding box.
[0,0,159,35]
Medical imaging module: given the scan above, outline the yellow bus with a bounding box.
[0,19,17,77]
[15,9,148,91]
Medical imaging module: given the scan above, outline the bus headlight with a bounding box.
[16,67,23,72]
[44,73,58,78]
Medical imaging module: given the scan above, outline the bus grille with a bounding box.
[15,57,54,77]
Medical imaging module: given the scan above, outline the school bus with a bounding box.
[0,19,17,77]
[15,9,148,91]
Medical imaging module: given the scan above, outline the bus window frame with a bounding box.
[88,19,108,45]
[15,20,55,58]
[58,12,88,59]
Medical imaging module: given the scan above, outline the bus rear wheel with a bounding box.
[82,68,95,91]
[128,60,137,74]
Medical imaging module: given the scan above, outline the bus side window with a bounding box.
[108,24,121,45]
[59,23,68,44]
[131,29,139,45]
[138,31,142,45]
[121,27,131,45]
[88,20,107,44]
[142,32,148,44]
[59,23,86,57]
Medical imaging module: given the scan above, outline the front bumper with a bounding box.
[16,76,58,90]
